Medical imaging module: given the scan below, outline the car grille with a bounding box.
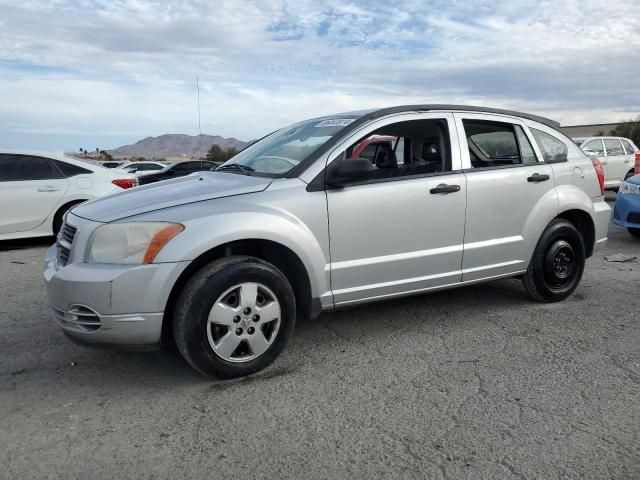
[628,212,640,225]
[51,305,101,332]
[57,223,77,267]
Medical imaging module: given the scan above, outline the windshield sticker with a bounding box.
[315,118,355,128]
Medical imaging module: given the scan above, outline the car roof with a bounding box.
[322,104,561,131]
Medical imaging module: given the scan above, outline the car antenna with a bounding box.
[196,76,202,157]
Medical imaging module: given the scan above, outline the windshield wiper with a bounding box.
[216,163,255,175]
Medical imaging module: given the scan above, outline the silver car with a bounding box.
[574,136,639,187]
[44,105,610,378]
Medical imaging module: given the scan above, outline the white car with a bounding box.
[120,161,166,174]
[574,136,639,188]
[0,149,138,240]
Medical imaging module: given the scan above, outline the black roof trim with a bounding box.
[360,104,561,130]
[286,104,561,178]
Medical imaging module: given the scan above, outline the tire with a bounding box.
[624,170,635,181]
[173,256,296,379]
[628,228,640,238]
[523,219,586,303]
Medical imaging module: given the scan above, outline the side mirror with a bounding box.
[326,158,374,188]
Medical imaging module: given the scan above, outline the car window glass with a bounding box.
[53,159,92,177]
[463,120,523,167]
[581,139,604,156]
[620,139,636,155]
[604,138,625,156]
[530,128,569,162]
[173,162,199,173]
[359,143,378,162]
[0,154,62,181]
[514,126,538,163]
[335,118,452,182]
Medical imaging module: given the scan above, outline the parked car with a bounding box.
[0,149,138,240]
[100,161,125,169]
[137,160,220,185]
[612,174,640,238]
[44,105,609,378]
[120,161,166,174]
[574,136,639,188]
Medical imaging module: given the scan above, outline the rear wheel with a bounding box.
[173,256,296,378]
[628,228,640,238]
[523,219,586,302]
[624,170,635,181]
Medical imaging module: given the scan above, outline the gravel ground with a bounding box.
[1,199,639,479]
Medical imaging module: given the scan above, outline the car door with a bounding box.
[603,138,627,184]
[325,112,467,306]
[0,154,70,234]
[454,113,556,281]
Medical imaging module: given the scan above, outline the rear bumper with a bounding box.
[612,193,640,229]
[44,244,189,347]
[592,199,611,252]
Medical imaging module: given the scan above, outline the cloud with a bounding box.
[0,0,639,149]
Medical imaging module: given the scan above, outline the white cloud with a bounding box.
[0,0,639,149]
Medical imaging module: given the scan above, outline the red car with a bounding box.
[350,135,397,161]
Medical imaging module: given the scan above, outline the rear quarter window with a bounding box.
[530,128,568,163]
[53,160,92,177]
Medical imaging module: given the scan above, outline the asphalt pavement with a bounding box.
[1,200,639,479]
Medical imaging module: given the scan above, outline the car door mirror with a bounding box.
[326,158,375,188]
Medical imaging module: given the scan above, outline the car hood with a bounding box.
[627,174,640,185]
[71,172,272,222]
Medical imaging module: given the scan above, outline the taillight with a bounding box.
[635,152,640,175]
[591,157,605,196]
[112,178,138,189]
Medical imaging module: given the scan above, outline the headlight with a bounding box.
[87,222,184,264]
[619,181,640,195]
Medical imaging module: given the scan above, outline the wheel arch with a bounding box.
[52,198,91,232]
[161,238,317,348]
[556,208,595,258]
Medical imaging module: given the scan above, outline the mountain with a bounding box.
[108,134,250,159]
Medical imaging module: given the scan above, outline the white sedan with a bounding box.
[0,149,138,240]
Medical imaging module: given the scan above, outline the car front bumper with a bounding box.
[44,244,189,348]
[612,193,640,229]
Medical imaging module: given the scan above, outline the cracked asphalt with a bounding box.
[1,197,639,479]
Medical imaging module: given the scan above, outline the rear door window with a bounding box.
[463,120,536,167]
[531,129,569,163]
[603,139,625,156]
[581,139,605,156]
[0,154,63,181]
[514,126,538,163]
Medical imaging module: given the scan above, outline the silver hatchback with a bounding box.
[44,105,610,378]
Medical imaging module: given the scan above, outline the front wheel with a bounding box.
[173,256,296,379]
[628,227,640,238]
[523,219,586,303]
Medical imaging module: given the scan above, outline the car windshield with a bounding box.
[218,117,357,175]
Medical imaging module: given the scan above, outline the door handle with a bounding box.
[430,184,461,194]
[527,173,550,183]
[624,158,631,164]
[37,186,60,192]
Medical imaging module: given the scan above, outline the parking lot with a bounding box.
[1,197,639,480]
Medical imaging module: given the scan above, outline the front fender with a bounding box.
[152,200,331,301]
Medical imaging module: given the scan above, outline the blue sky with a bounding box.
[1,0,639,151]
